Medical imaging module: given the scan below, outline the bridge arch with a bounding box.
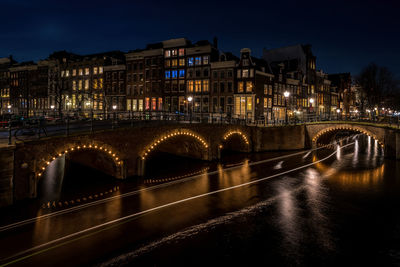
[220,130,251,152]
[312,125,384,147]
[37,143,123,178]
[140,129,209,161]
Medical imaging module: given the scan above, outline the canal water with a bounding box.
[36,134,400,266]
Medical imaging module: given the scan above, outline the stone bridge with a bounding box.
[0,121,399,207]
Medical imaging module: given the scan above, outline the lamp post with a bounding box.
[355,109,359,121]
[284,91,290,125]
[366,109,370,121]
[50,105,55,118]
[187,96,193,123]
[112,105,117,129]
[309,98,314,122]
[336,108,341,120]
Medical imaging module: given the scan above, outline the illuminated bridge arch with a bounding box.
[141,129,209,160]
[220,130,250,152]
[37,143,122,178]
[312,125,384,147]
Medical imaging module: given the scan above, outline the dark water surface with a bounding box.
[32,135,400,266]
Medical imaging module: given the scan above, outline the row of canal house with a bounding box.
[0,37,350,122]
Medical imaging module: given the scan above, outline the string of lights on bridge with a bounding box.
[37,144,122,178]
[141,130,209,160]
[312,126,384,147]
[144,167,210,184]
[41,186,120,209]
[220,130,250,148]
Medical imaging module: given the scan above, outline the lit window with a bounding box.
[138,99,143,111]
[203,56,209,65]
[61,71,65,77]
[195,57,201,65]
[246,81,253,92]
[79,69,83,76]
[132,99,137,111]
[99,78,103,89]
[187,80,194,92]
[152,97,156,110]
[238,82,244,92]
[171,49,177,56]
[195,80,201,92]
[65,70,70,77]
[72,81,76,90]
[165,60,170,68]
[99,67,103,74]
[188,57,194,66]
[145,97,150,110]
[179,48,185,56]
[72,69,76,76]
[242,69,249,78]
[85,68,89,75]
[172,70,178,79]
[203,80,209,92]
[178,58,185,66]
[93,79,97,89]
[84,79,89,90]
[78,80,82,90]
[171,59,178,67]
[165,50,171,57]
[93,67,98,75]
[247,97,252,111]
[165,71,171,79]
[158,98,163,110]
[179,70,185,78]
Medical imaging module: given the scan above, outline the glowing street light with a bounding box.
[112,105,117,110]
[187,96,193,122]
[283,91,290,98]
[284,91,290,124]
[309,98,314,104]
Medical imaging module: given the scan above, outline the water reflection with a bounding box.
[38,156,65,203]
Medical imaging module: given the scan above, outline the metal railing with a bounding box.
[1,111,399,144]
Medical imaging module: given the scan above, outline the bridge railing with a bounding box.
[1,111,399,144]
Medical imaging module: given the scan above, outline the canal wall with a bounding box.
[0,146,15,207]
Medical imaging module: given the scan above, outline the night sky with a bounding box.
[1,0,399,76]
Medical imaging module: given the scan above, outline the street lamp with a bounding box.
[187,96,193,122]
[51,105,55,118]
[112,105,117,129]
[284,91,290,124]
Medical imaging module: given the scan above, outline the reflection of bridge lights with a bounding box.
[141,130,209,160]
[36,144,122,178]
[223,130,250,145]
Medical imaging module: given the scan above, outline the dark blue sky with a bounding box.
[1,0,399,76]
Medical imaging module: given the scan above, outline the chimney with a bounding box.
[213,36,218,49]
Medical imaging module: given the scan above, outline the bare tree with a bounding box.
[356,63,399,109]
